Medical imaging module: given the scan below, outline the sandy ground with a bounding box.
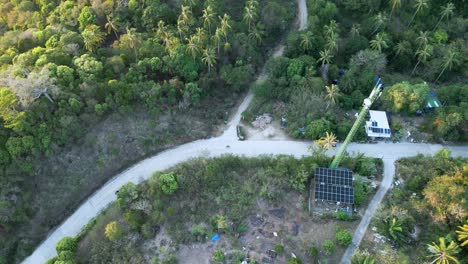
[174,192,357,264]
[244,121,291,141]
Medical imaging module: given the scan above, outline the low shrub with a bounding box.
[274,244,285,255]
[335,226,353,246]
[323,240,335,255]
[336,210,352,221]
[212,249,225,262]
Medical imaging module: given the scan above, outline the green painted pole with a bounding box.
[329,82,382,169]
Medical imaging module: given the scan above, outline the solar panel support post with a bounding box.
[330,78,384,169]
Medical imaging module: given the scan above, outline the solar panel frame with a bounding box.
[314,167,354,204]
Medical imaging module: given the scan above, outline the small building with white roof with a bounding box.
[365,110,391,138]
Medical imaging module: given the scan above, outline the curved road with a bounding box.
[22,1,468,263]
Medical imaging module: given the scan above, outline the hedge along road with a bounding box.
[22,0,468,263]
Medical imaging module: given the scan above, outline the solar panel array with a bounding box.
[314,167,354,204]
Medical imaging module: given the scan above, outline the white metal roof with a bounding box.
[368,110,389,129]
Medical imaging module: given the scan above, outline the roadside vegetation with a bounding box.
[0,0,297,262]
[246,0,466,143]
[46,152,382,264]
[357,149,467,263]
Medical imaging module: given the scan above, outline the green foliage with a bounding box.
[274,244,285,255]
[336,210,352,221]
[351,250,376,264]
[308,246,318,257]
[383,82,430,114]
[212,249,225,262]
[287,257,302,264]
[287,58,305,78]
[288,164,309,191]
[117,183,139,210]
[335,226,353,246]
[123,210,145,230]
[354,175,369,207]
[322,240,335,255]
[105,221,123,241]
[78,6,96,31]
[55,237,77,253]
[156,172,178,195]
[305,119,331,140]
[423,170,466,224]
[0,88,25,129]
[220,63,254,92]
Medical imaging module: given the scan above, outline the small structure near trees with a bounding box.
[365,110,391,139]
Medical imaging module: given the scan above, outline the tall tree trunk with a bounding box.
[408,11,418,27]
[320,63,329,82]
[433,17,443,31]
[434,65,447,83]
[411,60,421,75]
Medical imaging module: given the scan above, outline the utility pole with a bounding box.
[330,77,384,169]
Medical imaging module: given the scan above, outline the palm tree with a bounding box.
[105,15,119,39]
[183,0,197,10]
[411,44,432,75]
[408,0,429,27]
[179,5,192,24]
[300,31,313,51]
[325,84,340,106]
[202,48,217,72]
[124,27,140,61]
[248,24,265,45]
[433,2,455,31]
[161,31,173,48]
[315,132,337,150]
[220,14,231,41]
[318,49,333,81]
[194,27,206,45]
[177,5,192,38]
[216,215,228,231]
[371,12,387,35]
[81,25,105,52]
[456,223,468,247]
[186,35,200,59]
[318,49,333,67]
[434,48,460,82]
[416,31,430,47]
[394,41,408,56]
[351,24,361,37]
[243,2,258,31]
[427,237,460,264]
[156,20,167,39]
[324,20,338,39]
[213,27,223,53]
[202,5,215,34]
[384,218,405,243]
[389,0,401,18]
[370,32,388,53]
[326,33,338,52]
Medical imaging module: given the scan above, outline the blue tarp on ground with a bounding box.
[211,234,220,242]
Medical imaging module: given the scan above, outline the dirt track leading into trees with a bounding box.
[22,0,468,263]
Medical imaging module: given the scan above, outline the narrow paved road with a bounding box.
[22,0,468,263]
[340,158,395,264]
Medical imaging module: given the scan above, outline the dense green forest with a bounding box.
[356,150,467,264]
[0,0,296,262]
[46,153,381,264]
[247,0,467,143]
